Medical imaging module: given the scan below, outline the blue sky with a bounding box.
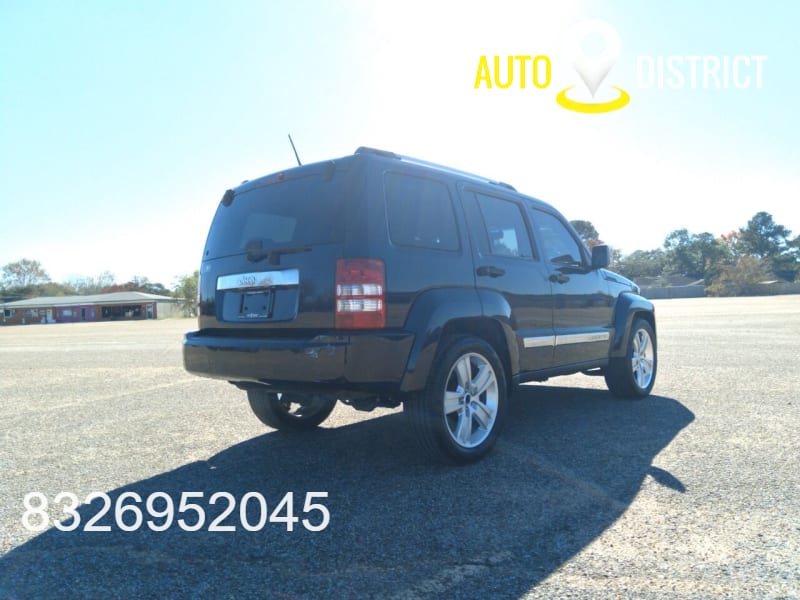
[1,0,798,286]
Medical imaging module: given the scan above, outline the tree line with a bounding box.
[571,211,799,295]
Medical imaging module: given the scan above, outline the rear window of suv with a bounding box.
[204,173,346,259]
[384,172,459,252]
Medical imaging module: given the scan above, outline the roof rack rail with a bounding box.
[354,146,517,191]
[354,146,400,159]
[489,180,516,191]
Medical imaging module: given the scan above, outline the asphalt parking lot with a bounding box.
[1,296,798,599]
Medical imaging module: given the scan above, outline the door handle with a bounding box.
[477,265,506,278]
[549,273,569,284]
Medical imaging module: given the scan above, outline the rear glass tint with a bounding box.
[384,173,459,252]
[204,173,345,259]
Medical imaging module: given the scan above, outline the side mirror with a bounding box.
[591,244,611,269]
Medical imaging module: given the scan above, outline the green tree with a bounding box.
[663,229,725,281]
[695,232,729,283]
[738,212,798,281]
[663,229,694,276]
[108,276,169,296]
[616,249,667,279]
[35,282,77,296]
[707,256,771,296]
[570,220,600,242]
[738,212,791,259]
[718,231,744,261]
[2,258,50,289]
[173,271,199,317]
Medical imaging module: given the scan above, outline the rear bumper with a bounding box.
[183,330,414,392]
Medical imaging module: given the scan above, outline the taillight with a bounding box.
[335,258,386,329]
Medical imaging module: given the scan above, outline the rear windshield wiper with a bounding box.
[246,242,311,265]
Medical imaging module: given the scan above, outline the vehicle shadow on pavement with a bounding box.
[1,386,693,599]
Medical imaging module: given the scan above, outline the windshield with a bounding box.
[204,173,346,260]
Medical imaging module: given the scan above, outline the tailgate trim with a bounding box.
[217,269,300,291]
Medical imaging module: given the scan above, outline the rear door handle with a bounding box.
[477,266,506,278]
[549,273,569,284]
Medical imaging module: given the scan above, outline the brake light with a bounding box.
[335,258,386,329]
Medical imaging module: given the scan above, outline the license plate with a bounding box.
[239,291,274,319]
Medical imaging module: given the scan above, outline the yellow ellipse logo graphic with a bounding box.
[556,85,630,113]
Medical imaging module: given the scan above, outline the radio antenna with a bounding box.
[288,134,302,166]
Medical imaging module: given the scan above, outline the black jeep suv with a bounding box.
[183,147,657,463]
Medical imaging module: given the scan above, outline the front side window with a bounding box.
[474,193,534,259]
[385,173,459,251]
[530,209,585,266]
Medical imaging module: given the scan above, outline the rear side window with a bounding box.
[204,173,345,259]
[384,173,459,252]
[474,193,534,259]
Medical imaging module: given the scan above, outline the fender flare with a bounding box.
[399,288,516,392]
[610,292,656,358]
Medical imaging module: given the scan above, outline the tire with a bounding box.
[406,335,507,464]
[247,390,337,431]
[605,318,657,398]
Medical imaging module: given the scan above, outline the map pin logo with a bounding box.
[566,19,622,97]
